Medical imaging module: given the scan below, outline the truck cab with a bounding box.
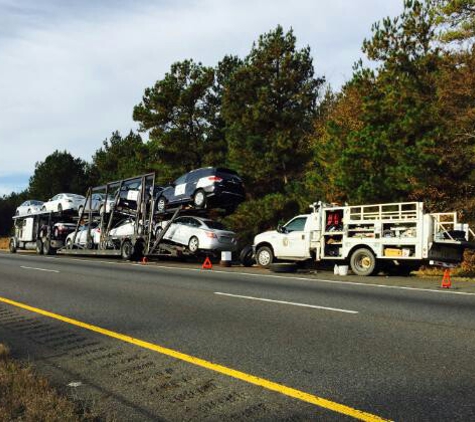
[253,213,319,267]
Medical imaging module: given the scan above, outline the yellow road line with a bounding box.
[0,295,390,421]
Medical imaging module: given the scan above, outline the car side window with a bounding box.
[284,217,307,232]
[174,175,187,185]
[188,218,201,227]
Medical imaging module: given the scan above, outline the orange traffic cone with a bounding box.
[441,269,451,289]
[141,256,148,265]
[202,256,213,270]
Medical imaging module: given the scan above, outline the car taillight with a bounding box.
[208,176,223,182]
[205,231,217,238]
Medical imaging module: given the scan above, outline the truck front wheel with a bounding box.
[9,239,17,254]
[256,246,274,268]
[350,248,377,276]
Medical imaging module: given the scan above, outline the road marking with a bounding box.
[20,266,60,273]
[0,295,388,421]
[214,292,359,314]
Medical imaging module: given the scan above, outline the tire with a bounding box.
[54,227,59,238]
[66,238,73,249]
[27,208,32,214]
[156,196,167,214]
[36,240,43,255]
[121,240,134,260]
[78,206,83,216]
[43,239,53,255]
[270,263,297,273]
[188,236,199,253]
[99,205,104,214]
[57,204,63,212]
[350,248,377,276]
[240,245,254,267]
[40,206,46,212]
[9,239,17,254]
[256,246,274,268]
[15,210,19,216]
[193,189,207,209]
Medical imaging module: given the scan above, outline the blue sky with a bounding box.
[0,0,403,197]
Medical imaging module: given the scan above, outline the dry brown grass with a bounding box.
[0,343,101,421]
[0,237,9,250]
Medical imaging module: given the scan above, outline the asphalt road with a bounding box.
[0,252,474,421]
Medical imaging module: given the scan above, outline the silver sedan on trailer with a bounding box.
[158,216,237,253]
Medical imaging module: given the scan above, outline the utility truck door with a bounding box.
[276,216,310,258]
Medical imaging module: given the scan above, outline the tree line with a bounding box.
[1,0,474,244]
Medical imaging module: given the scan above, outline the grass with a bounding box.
[0,343,103,421]
[0,236,9,250]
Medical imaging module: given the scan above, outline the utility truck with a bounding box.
[252,201,474,275]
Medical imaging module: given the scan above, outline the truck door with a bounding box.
[276,216,311,258]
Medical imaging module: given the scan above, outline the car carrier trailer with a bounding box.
[252,201,475,275]
[57,173,222,260]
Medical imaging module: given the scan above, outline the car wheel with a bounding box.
[66,238,73,249]
[350,248,377,276]
[193,189,207,209]
[121,240,134,260]
[15,210,19,216]
[78,206,83,216]
[99,205,104,214]
[36,240,43,255]
[27,208,32,214]
[240,245,254,267]
[156,196,167,213]
[57,204,63,212]
[256,246,274,268]
[40,206,46,212]
[188,236,199,253]
[9,239,17,254]
[54,228,59,238]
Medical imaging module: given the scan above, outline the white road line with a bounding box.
[20,266,60,273]
[214,292,359,314]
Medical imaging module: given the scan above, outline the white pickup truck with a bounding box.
[252,201,474,275]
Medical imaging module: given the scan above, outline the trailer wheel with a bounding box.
[350,248,377,276]
[256,246,274,268]
[193,189,207,209]
[9,239,17,254]
[188,236,199,253]
[121,240,134,260]
[36,240,43,255]
[240,245,254,267]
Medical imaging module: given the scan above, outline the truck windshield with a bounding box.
[284,217,307,232]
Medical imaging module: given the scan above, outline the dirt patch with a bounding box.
[0,237,9,250]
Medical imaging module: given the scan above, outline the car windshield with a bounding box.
[30,200,43,205]
[66,194,85,199]
[203,220,227,230]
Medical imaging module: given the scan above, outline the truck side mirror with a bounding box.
[277,225,287,234]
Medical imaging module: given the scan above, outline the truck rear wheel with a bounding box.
[256,246,274,268]
[43,239,53,255]
[36,240,43,255]
[350,248,377,276]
